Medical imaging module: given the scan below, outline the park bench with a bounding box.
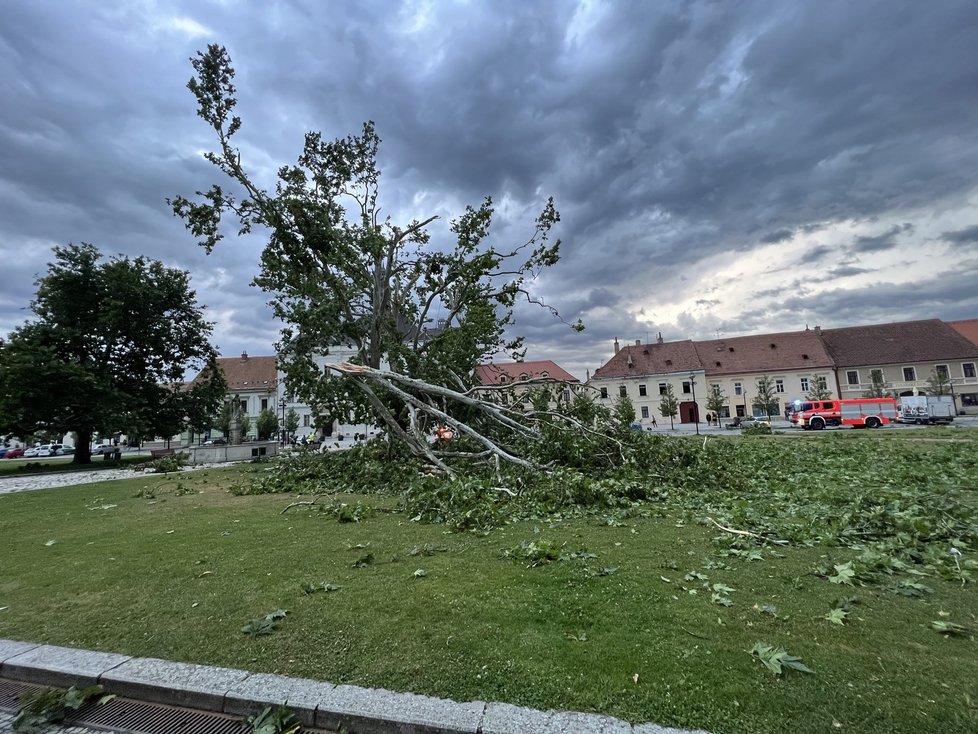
[149,448,176,459]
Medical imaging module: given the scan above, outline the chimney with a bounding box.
[814,325,821,335]
[656,331,664,344]
[635,339,641,346]
[241,351,249,361]
[613,338,620,354]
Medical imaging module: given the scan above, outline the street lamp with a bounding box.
[279,397,287,445]
[689,373,700,436]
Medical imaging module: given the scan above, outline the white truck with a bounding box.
[896,395,955,425]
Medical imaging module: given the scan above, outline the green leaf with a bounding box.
[829,561,856,585]
[750,642,814,675]
[711,592,733,606]
[413,569,428,577]
[824,608,848,626]
[931,620,969,635]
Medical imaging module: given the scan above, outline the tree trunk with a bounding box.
[73,428,93,464]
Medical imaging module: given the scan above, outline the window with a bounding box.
[902,367,916,381]
[562,388,571,402]
[619,385,627,398]
[303,414,310,427]
[962,393,978,407]
[800,377,809,392]
[658,383,668,395]
[710,383,720,396]
[520,373,530,382]
[846,370,859,385]
[817,376,827,390]
[600,387,609,399]
[260,398,268,412]
[640,406,649,419]
[734,382,742,396]
[499,375,509,384]
[735,405,745,417]
[239,400,248,413]
[964,363,976,379]
[682,381,691,394]
[936,364,949,379]
[501,393,509,406]
[639,384,647,397]
[870,369,884,383]
[775,379,785,393]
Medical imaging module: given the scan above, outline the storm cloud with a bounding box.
[1,0,976,380]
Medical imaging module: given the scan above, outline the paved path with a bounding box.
[0,463,235,497]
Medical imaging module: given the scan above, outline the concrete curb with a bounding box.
[0,639,709,734]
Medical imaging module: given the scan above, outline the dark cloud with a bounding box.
[0,0,974,380]
[850,223,914,254]
[761,229,795,244]
[797,245,834,265]
[941,224,978,244]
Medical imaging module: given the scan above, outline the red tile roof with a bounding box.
[948,318,978,348]
[592,340,701,379]
[694,330,834,376]
[193,352,278,390]
[820,319,978,367]
[475,360,578,385]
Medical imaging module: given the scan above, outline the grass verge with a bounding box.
[0,444,976,734]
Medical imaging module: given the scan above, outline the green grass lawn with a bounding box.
[1,445,977,734]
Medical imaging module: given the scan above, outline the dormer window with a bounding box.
[665,359,673,366]
[715,361,722,367]
[541,371,550,378]
[520,373,529,382]
[770,343,777,349]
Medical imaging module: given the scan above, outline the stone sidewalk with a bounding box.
[0,639,707,734]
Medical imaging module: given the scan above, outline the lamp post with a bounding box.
[279,397,287,445]
[689,373,699,435]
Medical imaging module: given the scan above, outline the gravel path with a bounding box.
[0,463,235,497]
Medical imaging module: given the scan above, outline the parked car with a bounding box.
[5,447,25,459]
[739,417,772,429]
[24,444,64,457]
[203,438,227,445]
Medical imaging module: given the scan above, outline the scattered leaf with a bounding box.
[825,608,848,626]
[750,642,814,675]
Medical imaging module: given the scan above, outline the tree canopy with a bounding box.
[171,45,582,472]
[0,244,226,463]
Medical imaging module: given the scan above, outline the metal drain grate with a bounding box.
[0,678,332,733]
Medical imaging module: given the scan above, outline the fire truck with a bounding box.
[789,398,898,430]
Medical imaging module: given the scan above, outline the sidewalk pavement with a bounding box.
[0,639,708,734]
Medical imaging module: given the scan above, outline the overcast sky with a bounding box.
[2,0,977,380]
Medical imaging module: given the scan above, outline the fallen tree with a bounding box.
[328,362,622,478]
[171,45,585,469]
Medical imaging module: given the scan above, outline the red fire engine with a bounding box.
[789,398,898,430]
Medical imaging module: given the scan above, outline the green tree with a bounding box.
[612,394,636,432]
[239,413,252,441]
[862,370,892,398]
[752,376,780,419]
[806,374,832,400]
[705,385,728,426]
[659,384,679,430]
[256,409,278,441]
[170,45,580,473]
[285,408,300,438]
[0,244,225,464]
[926,368,952,396]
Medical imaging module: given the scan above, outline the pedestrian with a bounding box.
[651,415,658,428]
